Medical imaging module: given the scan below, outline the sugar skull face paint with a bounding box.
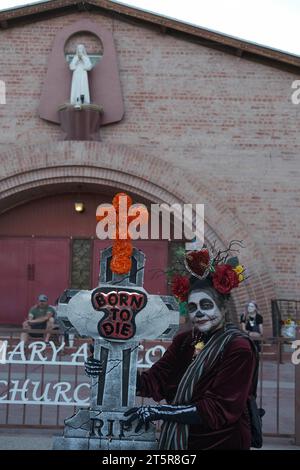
[188,290,224,333]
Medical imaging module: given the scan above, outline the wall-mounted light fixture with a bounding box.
[74,201,85,213]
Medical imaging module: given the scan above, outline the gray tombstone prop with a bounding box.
[53,247,179,450]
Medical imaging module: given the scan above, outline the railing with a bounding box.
[269,298,300,444]
[0,328,170,428]
[256,336,299,441]
[1,327,300,444]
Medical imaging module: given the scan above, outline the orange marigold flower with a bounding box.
[112,241,133,257]
[110,255,132,274]
[112,193,132,211]
[116,230,131,240]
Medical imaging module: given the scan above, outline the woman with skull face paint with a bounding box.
[122,276,257,450]
[240,301,263,352]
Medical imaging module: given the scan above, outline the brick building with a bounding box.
[0,0,299,332]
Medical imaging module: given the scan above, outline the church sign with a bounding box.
[0,339,168,407]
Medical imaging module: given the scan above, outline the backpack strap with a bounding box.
[248,340,260,398]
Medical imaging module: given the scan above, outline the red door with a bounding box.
[30,238,70,308]
[0,238,31,325]
[0,237,70,325]
[92,240,168,294]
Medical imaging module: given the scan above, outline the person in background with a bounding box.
[240,301,263,351]
[21,294,56,344]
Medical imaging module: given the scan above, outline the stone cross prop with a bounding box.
[54,247,179,450]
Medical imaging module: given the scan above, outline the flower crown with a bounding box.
[168,241,246,315]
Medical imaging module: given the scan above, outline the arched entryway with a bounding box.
[0,141,276,330]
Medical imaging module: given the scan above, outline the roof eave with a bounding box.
[0,0,300,70]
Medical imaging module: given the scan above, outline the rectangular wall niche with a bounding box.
[71,239,92,289]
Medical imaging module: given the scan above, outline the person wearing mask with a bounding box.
[85,245,259,450]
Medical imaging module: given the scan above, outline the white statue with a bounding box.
[69,44,93,106]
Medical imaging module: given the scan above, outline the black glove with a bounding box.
[84,357,103,377]
[123,404,201,433]
[136,371,142,395]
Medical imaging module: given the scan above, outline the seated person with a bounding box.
[240,301,263,351]
[21,294,56,344]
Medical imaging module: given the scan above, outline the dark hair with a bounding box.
[189,276,228,305]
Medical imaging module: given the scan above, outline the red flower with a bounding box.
[185,249,210,278]
[212,264,239,294]
[172,275,190,302]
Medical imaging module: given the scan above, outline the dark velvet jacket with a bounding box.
[139,329,256,450]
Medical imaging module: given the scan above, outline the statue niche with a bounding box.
[38,20,124,141]
[58,42,103,141]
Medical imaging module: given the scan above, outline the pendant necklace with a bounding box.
[191,329,206,359]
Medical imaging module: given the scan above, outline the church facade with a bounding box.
[0,0,299,332]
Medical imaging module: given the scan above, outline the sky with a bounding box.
[0,0,299,56]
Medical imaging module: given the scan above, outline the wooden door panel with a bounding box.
[0,238,70,325]
[31,238,70,307]
[0,238,30,325]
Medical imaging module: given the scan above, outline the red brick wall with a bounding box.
[0,10,299,328]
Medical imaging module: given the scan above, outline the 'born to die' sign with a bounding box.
[66,284,172,342]
[91,287,147,340]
